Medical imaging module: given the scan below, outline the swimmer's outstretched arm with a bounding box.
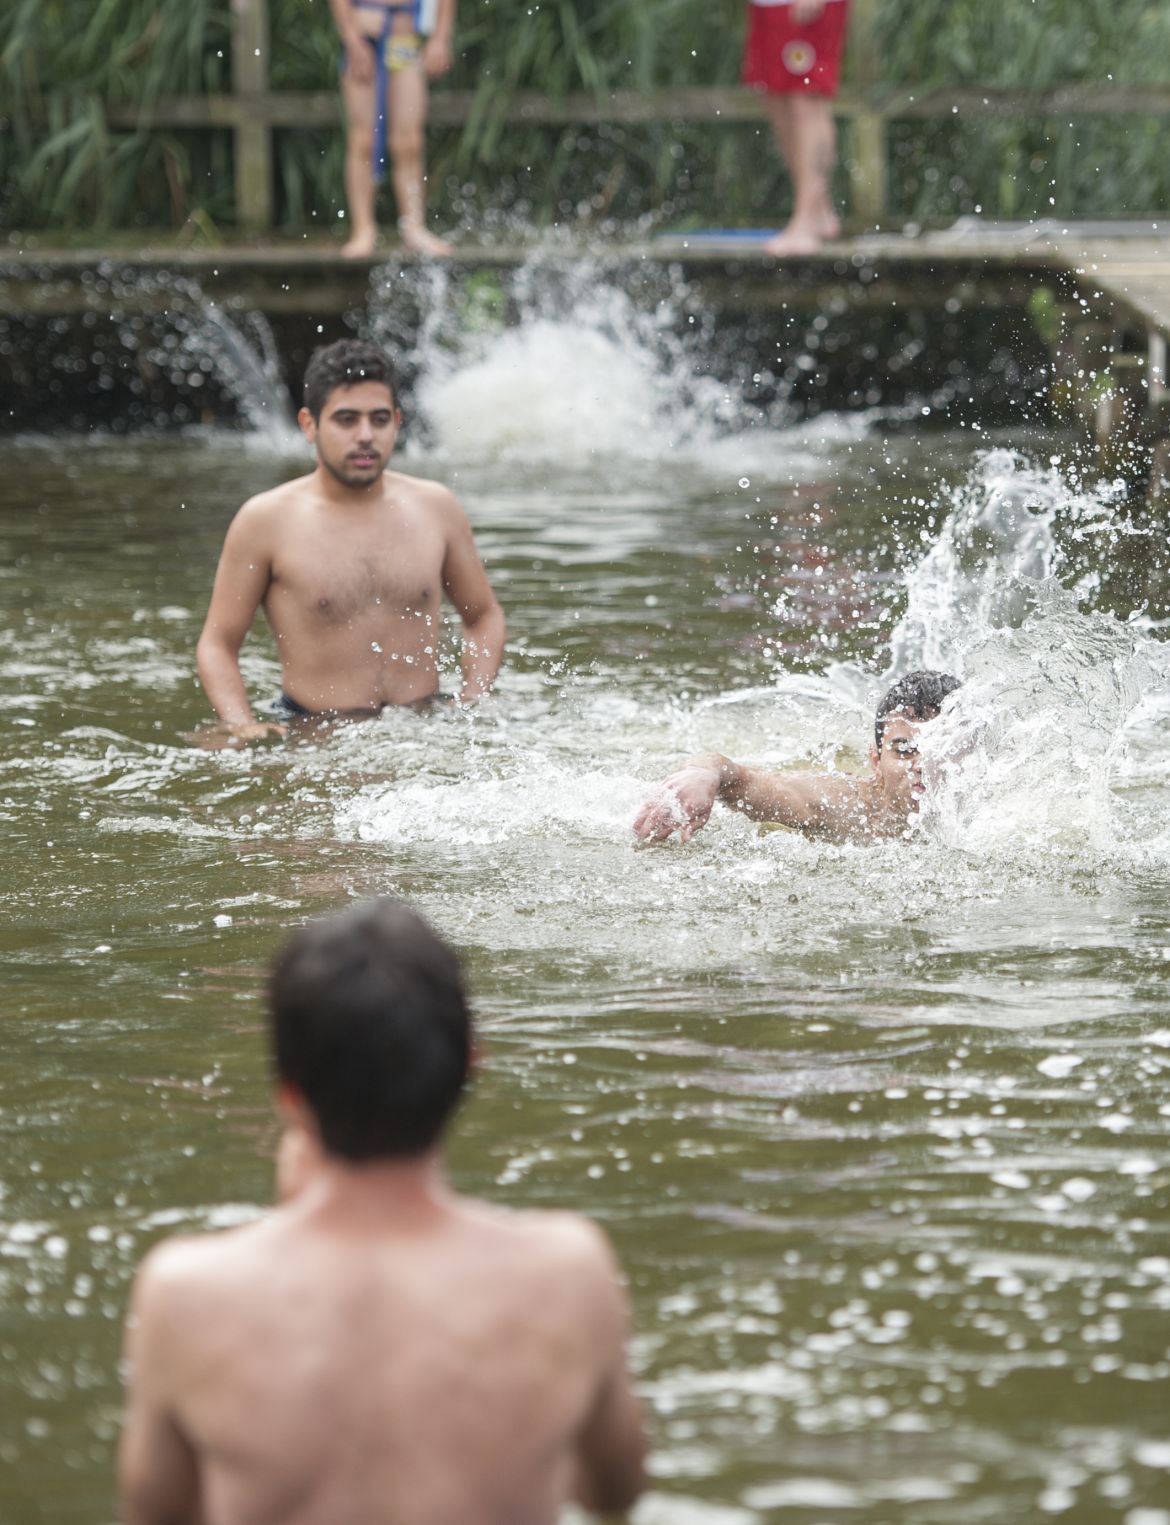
[633,753,861,842]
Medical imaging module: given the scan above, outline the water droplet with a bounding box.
[371,642,383,654]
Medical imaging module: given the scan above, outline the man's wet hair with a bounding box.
[874,669,962,751]
[269,898,471,1161]
[303,339,399,420]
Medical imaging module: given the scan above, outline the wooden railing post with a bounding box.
[231,0,274,233]
[846,0,887,228]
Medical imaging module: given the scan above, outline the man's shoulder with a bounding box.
[465,1199,619,1282]
[384,469,465,520]
[133,1218,271,1315]
[234,473,315,522]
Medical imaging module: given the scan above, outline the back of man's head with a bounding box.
[874,669,962,751]
[303,339,399,420]
[269,899,471,1161]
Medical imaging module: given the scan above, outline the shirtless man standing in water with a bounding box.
[634,670,961,845]
[119,898,646,1525]
[196,339,504,738]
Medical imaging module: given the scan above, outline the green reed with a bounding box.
[2,0,1169,234]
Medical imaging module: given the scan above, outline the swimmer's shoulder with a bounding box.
[218,477,316,560]
[465,1198,625,1289]
[130,1217,272,1326]
[384,469,470,525]
[230,473,317,527]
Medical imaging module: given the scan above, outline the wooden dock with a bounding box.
[3,226,1169,329]
[4,225,1170,480]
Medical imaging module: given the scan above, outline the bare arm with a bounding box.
[327,0,374,81]
[423,0,456,76]
[440,495,505,702]
[633,752,864,842]
[571,1231,647,1516]
[195,505,278,731]
[119,1252,202,1525]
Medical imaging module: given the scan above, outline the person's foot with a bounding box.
[399,221,453,257]
[762,224,825,257]
[341,229,378,259]
[818,211,842,242]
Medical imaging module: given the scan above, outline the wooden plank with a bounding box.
[845,0,887,225]
[230,0,274,233]
[102,82,1170,136]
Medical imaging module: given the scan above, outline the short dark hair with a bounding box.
[874,669,961,751]
[302,339,399,420]
[269,899,471,1161]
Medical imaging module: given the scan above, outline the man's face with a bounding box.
[299,381,401,488]
[870,711,927,813]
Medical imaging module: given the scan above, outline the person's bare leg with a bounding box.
[340,69,379,258]
[387,63,452,257]
[763,92,839,256]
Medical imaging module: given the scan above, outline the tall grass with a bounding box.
[3,0,1169,234]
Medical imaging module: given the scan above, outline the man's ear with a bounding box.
[297,407,317,444]
[468,1037,483,1077]
[276,1079,308,1124]
[868,744,882,775]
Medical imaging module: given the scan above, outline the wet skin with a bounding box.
[119,1110,646,1525]
[632,711,930,845]
[195,381,505,737]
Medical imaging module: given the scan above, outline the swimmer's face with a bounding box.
[870,712,926,812]
[299,381,401,488]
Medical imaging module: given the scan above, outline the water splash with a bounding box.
[103,265,301,447]
[871,449,1164,855]
[367,258,850,478]
[887,448,1129,676]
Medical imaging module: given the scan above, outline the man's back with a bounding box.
[123,1184,642,1525]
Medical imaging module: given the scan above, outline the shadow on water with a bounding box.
[1,268,1169,1524]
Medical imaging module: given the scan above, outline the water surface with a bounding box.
[2,298,1169,1525]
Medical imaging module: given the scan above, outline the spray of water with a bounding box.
[876,450,1162,855]
[102,265,301,448]
[366,258,856,479]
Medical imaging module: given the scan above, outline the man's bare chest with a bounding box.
[269,520,445,625]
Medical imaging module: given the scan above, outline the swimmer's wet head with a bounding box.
[269,896,472,1161]
[299,339,404,490]
[870,669,963,811]
[302,338,401,420]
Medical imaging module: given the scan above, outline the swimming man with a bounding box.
[634,669,961,845]
[196,339,505,738]
[119,897,646,1525]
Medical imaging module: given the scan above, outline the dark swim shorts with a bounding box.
[270,691,455,720]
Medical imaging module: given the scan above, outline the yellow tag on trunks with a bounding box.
[386,32,422,70]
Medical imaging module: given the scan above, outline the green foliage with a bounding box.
[3,0,1170,233]
[1,0,231,228]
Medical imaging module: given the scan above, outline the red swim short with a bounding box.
[742,0,850,97]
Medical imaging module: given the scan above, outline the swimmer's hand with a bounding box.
[186,720,287,750]
[632,764,721,844]
[791,0,828,22]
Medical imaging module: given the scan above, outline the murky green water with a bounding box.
[2,409,1169,1525]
